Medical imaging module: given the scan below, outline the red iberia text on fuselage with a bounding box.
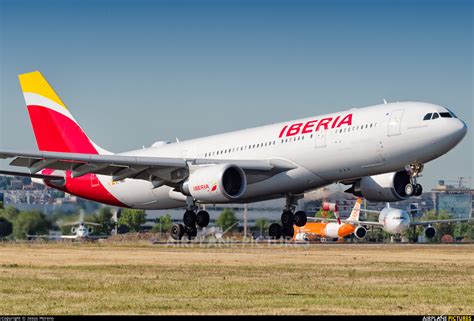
[278,113,353,138]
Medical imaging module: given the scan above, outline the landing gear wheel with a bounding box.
[293,211,307,227]
[196,210,210,228]
[183,210,197,226]
[268,223,282,239]
[405,183,414,196]
[185,225,197,240]
[414,184,423,196]
[281,210,294,227]
[281,225,295,240]
[171,223,185,240]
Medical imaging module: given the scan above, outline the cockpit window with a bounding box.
[423,113,432,120]
[432,113,439,119]
[439,112,452,118]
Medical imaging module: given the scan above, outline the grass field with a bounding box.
[0,242,472,315]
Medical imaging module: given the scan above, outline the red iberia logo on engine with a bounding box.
[193,183,218,192]
[193,184,209,192]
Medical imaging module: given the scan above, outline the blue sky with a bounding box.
[0,0,472,189]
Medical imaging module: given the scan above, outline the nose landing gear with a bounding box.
[404,162,424,197]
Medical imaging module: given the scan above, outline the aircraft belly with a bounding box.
[242,165,330,197]
[99,175,185,209]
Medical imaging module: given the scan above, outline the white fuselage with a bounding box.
[378,208,411,234]
[92,101,467,209]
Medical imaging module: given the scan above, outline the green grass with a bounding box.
[0,243,472,314]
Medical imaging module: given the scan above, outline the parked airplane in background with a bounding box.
[313,202,474,240]
[356,204,474,240]
[0,71,468,240]
[293,198,366,241]
[28,213,103,240]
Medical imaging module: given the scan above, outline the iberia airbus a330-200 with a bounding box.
[0,71,468,240]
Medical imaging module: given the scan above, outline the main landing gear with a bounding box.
[268,194,307,240]
[404,162,424,197]
[171,197,210,241]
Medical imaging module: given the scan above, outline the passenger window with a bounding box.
[439,112,452,118]
[432,113,439,119]
[423,113,432,120]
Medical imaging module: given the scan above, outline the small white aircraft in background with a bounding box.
[28,214,104,240]
[312,201,473,240]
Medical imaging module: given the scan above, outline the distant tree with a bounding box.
[314,209,334,219]
[0,206,19,222]
[91,207,116,235]
[0,217,13,238]
[254,218,269,236]
[151,214,172,233]
[454,222,473,240]
[118,208,147,232]
[216,209,237,232]
[0,201,3,209]
[13,211,51,239]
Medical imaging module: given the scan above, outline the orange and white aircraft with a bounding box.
[293,198,366,241]
[0,71,468,240]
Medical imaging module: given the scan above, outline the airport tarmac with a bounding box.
[0,242,472,315]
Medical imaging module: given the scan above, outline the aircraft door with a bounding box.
[387,109,404,136]
[315,130,327,148]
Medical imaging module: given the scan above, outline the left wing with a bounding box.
[410,218,474,226]
[0,149,296,186]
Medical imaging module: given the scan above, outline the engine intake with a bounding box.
[424,226,436,239]
[354,226,367,240]
[345,171,411,202]
[181,164,247,202]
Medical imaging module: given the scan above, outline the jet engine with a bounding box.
[181,164,246,202]
[345,171,411,202]
[88,227,93,233]
[71,227,76,233]
[424,226,436,239]
[354,226,367,240]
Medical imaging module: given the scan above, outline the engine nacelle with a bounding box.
[354,226,367,240]
[181,164,246,202]
[345,171,411,202]
[71,227,76,234]
[424,226,436,239]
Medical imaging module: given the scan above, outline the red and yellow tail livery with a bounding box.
[19,71,100,154]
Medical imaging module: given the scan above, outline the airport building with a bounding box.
[430,180,473,219]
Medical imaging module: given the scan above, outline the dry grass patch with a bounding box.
[0,243,472,314]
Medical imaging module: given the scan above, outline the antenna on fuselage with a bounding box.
[383,99,388,104]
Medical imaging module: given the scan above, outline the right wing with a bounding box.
[0,149,296,186]
[411,218,474,226]
[307,217,384,226]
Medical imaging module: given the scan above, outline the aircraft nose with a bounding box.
[446,118,467,144]
[447,118,468,144]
